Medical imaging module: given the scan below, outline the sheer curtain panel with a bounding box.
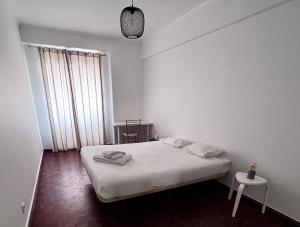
[39,47,106,152]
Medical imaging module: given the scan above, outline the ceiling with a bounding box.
[10,0,206,38]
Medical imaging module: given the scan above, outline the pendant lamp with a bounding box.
[120,0,144,39]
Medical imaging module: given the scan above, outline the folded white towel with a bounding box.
[106,153,124,160]
[102,150,126,159]
[93,154,132,166]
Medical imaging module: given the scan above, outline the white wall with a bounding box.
[20,24,143,122]
[142,0,300,221]
[24,46,54,149]
[0,1,43,226]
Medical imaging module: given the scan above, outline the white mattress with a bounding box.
[81,141,231,201]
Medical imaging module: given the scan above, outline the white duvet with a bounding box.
[81,141,231,201]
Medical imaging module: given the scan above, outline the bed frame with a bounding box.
[95,173,227,203]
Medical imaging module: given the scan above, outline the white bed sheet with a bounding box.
[81,141,231,201]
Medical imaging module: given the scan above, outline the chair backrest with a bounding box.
[125,119,142,136]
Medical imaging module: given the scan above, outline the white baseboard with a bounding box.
[25,151,44,227]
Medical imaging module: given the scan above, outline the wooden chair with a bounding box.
[122,119,142,143]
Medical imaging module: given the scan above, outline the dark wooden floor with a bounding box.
[30,150,297,227]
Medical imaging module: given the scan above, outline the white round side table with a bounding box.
[228,172,269,217]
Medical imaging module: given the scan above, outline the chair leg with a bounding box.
[232,184,245,217]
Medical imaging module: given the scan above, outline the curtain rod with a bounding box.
[22,42,107,56]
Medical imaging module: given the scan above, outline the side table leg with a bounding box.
[262,183,269,214]
[232,184,245,217]
[228,175,235,200]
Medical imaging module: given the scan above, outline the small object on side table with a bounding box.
[228,172,269,217]
[247,162,257,179]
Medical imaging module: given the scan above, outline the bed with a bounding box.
[81,141,231,202]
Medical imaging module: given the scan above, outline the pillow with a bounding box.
[183,142,225,158]
[160,137,192,148]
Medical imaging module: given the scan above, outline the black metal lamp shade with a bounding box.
[120,6,144,39]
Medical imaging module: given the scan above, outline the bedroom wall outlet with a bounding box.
[21,202,25,214]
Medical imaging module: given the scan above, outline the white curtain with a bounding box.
[67,51,105,147]
[38,47,110,151]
